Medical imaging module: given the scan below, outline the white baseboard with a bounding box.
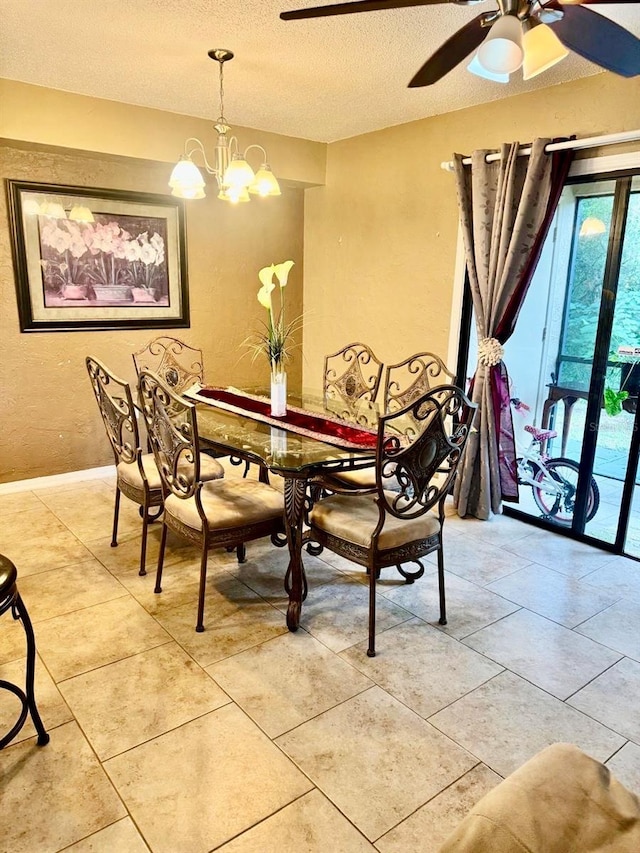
[0,465,115,495]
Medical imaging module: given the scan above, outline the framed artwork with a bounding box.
[6,180,189,332]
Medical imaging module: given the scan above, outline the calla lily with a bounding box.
[258,264,276,288]
[257,281,275,310]
[274,260,294,288]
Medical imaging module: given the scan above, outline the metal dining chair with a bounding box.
[330,350,456,490]
[308,384,477,657]
[383,351,456,414]
[132,336,204,395]
[86,356,224,577]
[133,335,252,478]
[138,369,285,633]
[86,356,165,577]
[324,342,383,406]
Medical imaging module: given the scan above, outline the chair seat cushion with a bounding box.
[165,478,284,532]
[118,453,224,493]
[117,454,162,491]
[331,466,377,489]
[309,491,440,551]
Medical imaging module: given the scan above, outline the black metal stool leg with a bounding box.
[14,593,49,746]
[0,554,49,749]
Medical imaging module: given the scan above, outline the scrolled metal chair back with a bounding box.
[383,351,456,415]
[133,336,204,395]
[138,370,200,499]
[86,356,139,466]
[376,385,476,520]
[324,342,383,405]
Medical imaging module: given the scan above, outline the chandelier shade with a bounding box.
[169,49,281,204]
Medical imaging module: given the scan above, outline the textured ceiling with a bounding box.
[1,1,639,142]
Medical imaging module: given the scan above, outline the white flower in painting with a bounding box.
[139,242,157,266]
[124,240,141,262]
[69,236,88,259]
[111,235,128,260]
[150,232,164,253]
[51,228,72,254]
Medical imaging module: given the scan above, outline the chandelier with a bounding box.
[169,49,281,204]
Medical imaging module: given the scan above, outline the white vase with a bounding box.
[270,370,287,417]
[270,426,288,457]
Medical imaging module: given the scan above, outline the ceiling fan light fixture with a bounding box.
[477,14,524,74]
[467,52,510,84]
[522,21,569,80]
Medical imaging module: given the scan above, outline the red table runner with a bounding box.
[187,386,378,451]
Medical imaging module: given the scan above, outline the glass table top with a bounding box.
[194,387,380,474]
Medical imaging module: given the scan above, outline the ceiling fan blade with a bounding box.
[408,14,487,86]
[558,0,640,5]
[280,1,453,20]
[548,4,640,78]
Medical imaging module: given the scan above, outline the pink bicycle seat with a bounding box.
[525,425,557,442]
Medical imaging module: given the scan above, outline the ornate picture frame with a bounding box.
[6,180,189,332]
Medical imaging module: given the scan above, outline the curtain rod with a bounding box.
[440,129,640,172]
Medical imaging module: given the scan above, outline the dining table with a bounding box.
[184,384,381,632]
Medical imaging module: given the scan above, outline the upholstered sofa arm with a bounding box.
[439,743,640,853]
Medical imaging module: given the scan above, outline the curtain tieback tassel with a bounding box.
[478,337,504,367]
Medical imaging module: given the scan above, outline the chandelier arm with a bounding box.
[242,144,269,164]
[183,138,217,175]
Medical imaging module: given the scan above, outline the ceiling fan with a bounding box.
[280,0,640,86]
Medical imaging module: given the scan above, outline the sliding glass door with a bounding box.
[458,168,640,559]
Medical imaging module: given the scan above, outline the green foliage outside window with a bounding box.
[557,192,640,414]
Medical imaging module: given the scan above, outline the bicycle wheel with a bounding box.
[532,458,600,526]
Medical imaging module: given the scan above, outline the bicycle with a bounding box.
[513,421,600,526]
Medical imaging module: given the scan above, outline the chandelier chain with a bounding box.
[218,60,225,122]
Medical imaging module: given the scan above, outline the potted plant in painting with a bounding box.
[39,219,91,299]
[127,231,166,302]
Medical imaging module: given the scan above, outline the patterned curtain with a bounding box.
[453,139,574,520]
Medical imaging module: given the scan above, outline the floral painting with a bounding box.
[39,215,169,307]
[7,181,189,332]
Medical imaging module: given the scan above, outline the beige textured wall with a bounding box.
[0,140,306,483]
[0,79,327,187]
[302,73,640,387]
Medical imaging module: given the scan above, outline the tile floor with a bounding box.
[1,469,640,852]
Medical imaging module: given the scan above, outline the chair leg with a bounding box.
[15,593,49,746]
[196,544,209,633]
[111,486,121,547]
[367,561,377,658]
[437,545,447,626]
[139,504,150,577]
[154,523,168,594]
[236,543,246,564]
